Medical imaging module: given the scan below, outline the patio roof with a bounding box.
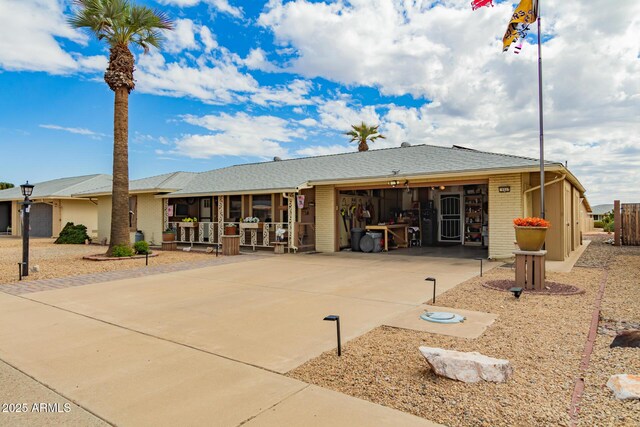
[74,172,198,197]
[0,174,112,201]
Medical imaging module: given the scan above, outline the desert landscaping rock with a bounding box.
[610,330,640,348]
[607,374,640,400]
[419,347,512,383]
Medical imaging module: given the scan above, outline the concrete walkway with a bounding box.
[0,254,492,426]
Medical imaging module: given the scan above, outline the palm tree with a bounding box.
[346,122,386,152]
[69,0,173,255]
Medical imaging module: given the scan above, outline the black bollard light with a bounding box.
[475,257,483,277]
[425,277,437,304]
[509,287,523,299]
[323,315,341,356]
[146,252,149,266]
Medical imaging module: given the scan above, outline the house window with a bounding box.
[129,196,137,230]
[252,194,272,222]
[228,195,242,221]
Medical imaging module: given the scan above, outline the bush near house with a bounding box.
[111,244,135,257]
[54,222,90,244]
[593,221,604,229]
[134,240,150,255]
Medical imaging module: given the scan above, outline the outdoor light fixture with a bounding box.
[439,185,446,190]
[404,180,410,193]
[509,287,523,299]
[20,181,34,278]
[475,257,484,277]
[425,277,437,304]
[323,315,342,356]
[20,181,34,197]
[388,180,399,187]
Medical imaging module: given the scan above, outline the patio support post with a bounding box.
[287,192,297,252]
[217,196,224,245]
[163,198,169,231]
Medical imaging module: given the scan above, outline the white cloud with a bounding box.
[200,26,218,53]
[39,124,106,139]
[250,79,314,106]
[0,0,96,74]
[243,48,279,72]
[159,0,243,18]
[164,18,200,53]
[171,112,298,158]
[135,52,259,103]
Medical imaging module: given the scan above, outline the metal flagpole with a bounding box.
[537,0,545,218]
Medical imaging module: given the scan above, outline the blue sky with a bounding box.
[0,0,639,205]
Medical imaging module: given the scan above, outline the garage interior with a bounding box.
[337,182,489,258]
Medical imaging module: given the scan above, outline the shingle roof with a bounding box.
[590,204,614,215]
[0,174,112,201]
[169,144,558,196]
[74,172,198,196]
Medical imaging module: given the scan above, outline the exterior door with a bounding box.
[439,194,462,242]
[200,197,212,222]
[29,203,53,237]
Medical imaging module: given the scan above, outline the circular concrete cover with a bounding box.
[420,311,465,324]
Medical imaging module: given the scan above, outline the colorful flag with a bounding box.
[471,0,493,10]
[503,0,538,52]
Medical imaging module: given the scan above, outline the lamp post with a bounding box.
[20,181,34,277]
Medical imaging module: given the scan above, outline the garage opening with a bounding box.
[29,203,53,237]
[337,183,488,258]
[0,202,10,234]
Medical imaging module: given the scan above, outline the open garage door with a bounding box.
[30,203,53,237]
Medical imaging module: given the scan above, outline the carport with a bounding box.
[0,202,10,234]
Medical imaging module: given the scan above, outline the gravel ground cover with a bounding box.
[289,267,602,427]
[0,237,213,285]
[578,254,640,426]
[575,233,640,268]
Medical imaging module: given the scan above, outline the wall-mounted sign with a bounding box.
[296,195,305,209]
[498,186,511,193]
[167,204,174,216]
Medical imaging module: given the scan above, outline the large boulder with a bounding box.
[607,374,640,400]
[419,346,513,383]
[610,330,640,348]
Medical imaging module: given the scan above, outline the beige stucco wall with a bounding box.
[11,201,19,236]
[315,185,336,252]
[97,194,163,245]
[136,193,163,244]
[58,199,99,238]
[580,202,593,233]
[488,174,524,260]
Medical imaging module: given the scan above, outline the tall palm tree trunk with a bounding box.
[108,87,131,254]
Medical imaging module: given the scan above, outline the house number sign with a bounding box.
[498,186,511,193]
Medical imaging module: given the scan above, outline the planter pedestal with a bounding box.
[513,250,546,290]
[222,235,240,256]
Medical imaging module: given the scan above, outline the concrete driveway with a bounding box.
[0,253,492,426]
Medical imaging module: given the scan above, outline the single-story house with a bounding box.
[128,144,586,261]
[74,172,198,245]
[589,204,614,223]
[0,174,112,238]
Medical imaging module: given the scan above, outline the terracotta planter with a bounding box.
[514,226,548,251]
[162,232,175,242]
[224,226,238,235]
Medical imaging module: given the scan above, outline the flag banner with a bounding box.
[503,0,538,51]
[471,0,493,10]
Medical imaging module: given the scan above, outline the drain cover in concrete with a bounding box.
[420,311,465,324]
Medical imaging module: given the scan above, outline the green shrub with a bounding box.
[593,221,604,229]
[603,222,614,233]
[134,240,150,255]
[111,244,134,257]
[54,222,90,244]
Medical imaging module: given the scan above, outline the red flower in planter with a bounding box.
[513,217,551,228]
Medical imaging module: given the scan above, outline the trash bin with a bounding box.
[135,230,144,242]
[368,232,383,252]
[359,234,374,253]
[350,227,365,251]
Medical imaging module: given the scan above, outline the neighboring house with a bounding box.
[0,174,112,238]
[590,204,614,224]
[74,172,198,245]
